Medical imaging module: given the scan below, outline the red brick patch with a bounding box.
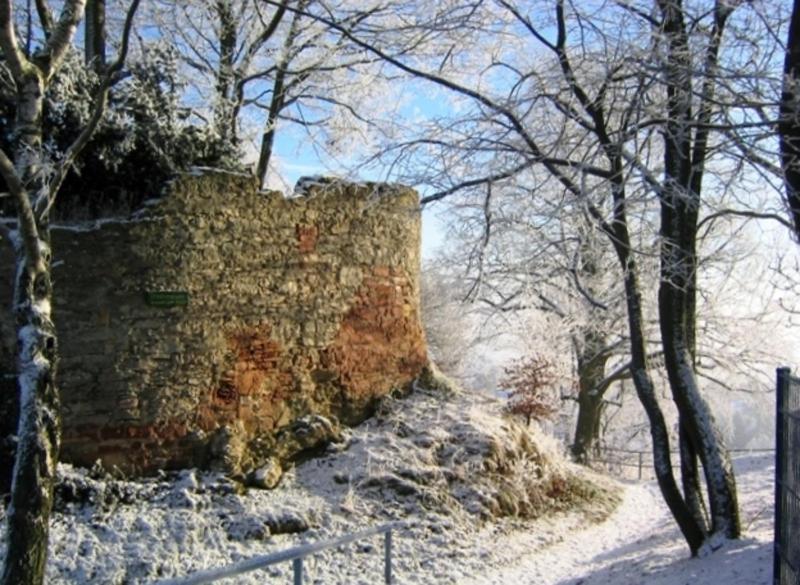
[322,266,427,405]
[296,224,319,254]
[199,324,291,435]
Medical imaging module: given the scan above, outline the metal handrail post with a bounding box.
[384,529,393,584]
[293,557,303,585]
[774,367,789,585]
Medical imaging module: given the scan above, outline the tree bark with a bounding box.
[658,264,740,538]
[84,0,105,70]
[656,0,740,541]
[0,368,17,495]
[1,234,58,585]
[256,63,288,189]
[256,2,305,189]
[213,0,238,146]
[0,1,138,582]
[555,0,705,544]
[571,331,610,463]
[679,422,709,533]
[1,65,60,585]
[571,384,604,463]
[780,0,800,238]
[611,227,705,555]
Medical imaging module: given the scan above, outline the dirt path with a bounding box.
[463,456,773,585]
[462,481,669,585]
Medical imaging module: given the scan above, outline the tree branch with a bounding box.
[0,0,33,79]
[242,0,288,70]
[0,147,40,266]
[40,0,86,79]
[696,209,794,232]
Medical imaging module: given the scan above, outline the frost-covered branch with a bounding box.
[40,0,86,79]
[34,0,53,37]
[0,0,32,79]
[0,147,37,259]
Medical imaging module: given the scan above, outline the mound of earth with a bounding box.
[303,381,618,523]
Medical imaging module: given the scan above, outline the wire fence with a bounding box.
[591,447,775,482]
[775,367,800,585]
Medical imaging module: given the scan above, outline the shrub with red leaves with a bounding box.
[501,355,560,426]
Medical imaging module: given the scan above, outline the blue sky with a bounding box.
[270,81,453,260]
[274,145,449,259]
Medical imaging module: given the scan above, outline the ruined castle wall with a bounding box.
[0,173,428,473]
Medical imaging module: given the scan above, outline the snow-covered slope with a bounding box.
[0,385,620,584]
[1,384,773,585]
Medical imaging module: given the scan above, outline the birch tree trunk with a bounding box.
[1,217,59,585]
[0,61,63,585]
[0,2,138,582]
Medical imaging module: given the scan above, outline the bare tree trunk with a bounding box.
[0,372,17,495]
[657,0,740,541]
[679,423,709,533]
[256,64,288,189]
[0,3,137,582]
[1,233,59,585]
[603,139,705,551]
[612,235,705,555]
[571,332,610,463]
[658,264,740,538]
[213,0,238,146]
[571,384,604,463]
[658,276,740,538]
[781,0,800,238]
[84,0,105,70]
[256,2,306,189]
[570,223,614,463]
[1,67,60,585]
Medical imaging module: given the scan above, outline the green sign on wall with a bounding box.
[145,291,189,308]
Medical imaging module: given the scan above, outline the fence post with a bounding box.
[293,557,303,585]
[384,529,393,584]
[774,367,789,585]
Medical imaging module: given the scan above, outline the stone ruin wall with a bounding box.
[0,173,428,475]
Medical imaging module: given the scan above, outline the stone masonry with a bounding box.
[0,173,428,475]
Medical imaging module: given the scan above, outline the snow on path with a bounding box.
[465,455,774,585]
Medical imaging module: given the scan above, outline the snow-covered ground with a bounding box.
[0,387,620,584]
[466,453,774,585]
[0,385,775,584]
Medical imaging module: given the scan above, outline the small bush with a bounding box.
[501,355,560,426]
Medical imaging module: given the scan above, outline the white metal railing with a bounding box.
[153,523,401,585]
